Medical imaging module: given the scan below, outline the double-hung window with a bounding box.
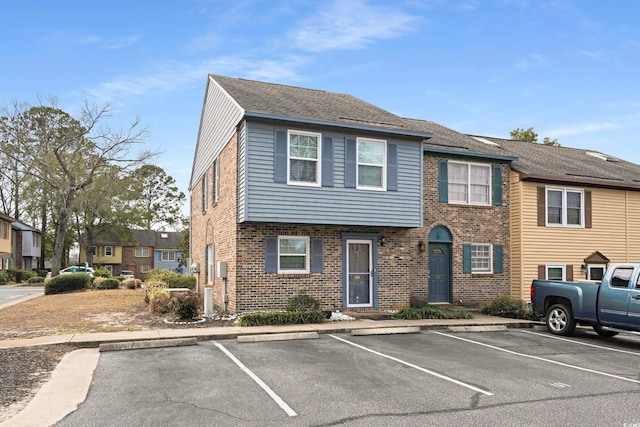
[104,246,113,257]
[135,247,150,257]
[357,138,386,190]
[546,187,583,227]
[288,130,321,186]
[546,265,566,281]
[448,162,491,205]
[278,236,309,274]
[471,244,492,273]
[162,251,175,261]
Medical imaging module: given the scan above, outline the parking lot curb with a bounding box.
[237,332,320,343]
[351,326,421,336]
[447,325,508,332]
[99,337,198,352]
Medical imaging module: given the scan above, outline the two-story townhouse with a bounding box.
[81,229,185,279]
[11,221,42,270]
[476,136,640,301]
[0,213,15,270]
[154,231,186,274]
[189,75,515,313]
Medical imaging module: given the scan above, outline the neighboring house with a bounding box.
[0,213,15,270]
[154,231,186,275]
[11,221,42,270]
[189,75,515,314]
[80,229,185,279]
[472,136,640,301]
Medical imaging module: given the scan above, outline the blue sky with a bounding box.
[3,0,640,214]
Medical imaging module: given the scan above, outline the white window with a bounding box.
[207,244,215,284]
[357,138,386,190]
[448,162,491,206]
[33,233,41,248]
[135,247,150,257]
[587,265,605,281]
[546,187,584,227]
[104,246,113,257]
[201,171,208,212]
[471,244,492,273]
[162,251,175,261]
[140,264,150,273]
[546,264,566,281]
[278,236,309,274]
[214,158,220,202]
[288,130,321,186]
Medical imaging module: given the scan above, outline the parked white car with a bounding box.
[120,270,135,279]
[59,266,95,277]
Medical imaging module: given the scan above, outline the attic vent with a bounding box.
[471,136,500,147]
[586,151,618,162]
[160,233,168,238]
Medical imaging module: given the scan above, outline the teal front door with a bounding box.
[428,243,451,303]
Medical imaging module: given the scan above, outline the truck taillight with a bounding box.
[530,283,535,301]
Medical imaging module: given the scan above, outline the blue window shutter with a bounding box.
[493,245,503,274]
[322,137,334,187]
[345,138,356,188]
[439,161,448,203]
[493,166,502,206]
[463,244,472,273]
[265,237,278,273]
[274,130,287,183]
[311,238,323,273]
[387,143,398,191]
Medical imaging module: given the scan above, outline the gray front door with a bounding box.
[347,240,372,307]
[428,243,451,303]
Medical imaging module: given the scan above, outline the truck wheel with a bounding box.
[593,325,618,337]
[546,304,576,336]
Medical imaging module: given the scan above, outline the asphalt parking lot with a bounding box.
[57,328,640,427]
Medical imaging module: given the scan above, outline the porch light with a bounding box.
[379,236,387,246]
[418,240,426,253]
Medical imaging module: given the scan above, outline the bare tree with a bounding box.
[1,98,153,274]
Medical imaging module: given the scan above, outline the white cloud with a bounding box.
[82,56,307,103]
[515,54,549,70]
[288,0,417,52]
[545,121,617,137]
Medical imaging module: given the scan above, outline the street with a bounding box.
[56,327,640,426]
[0,286,43,307]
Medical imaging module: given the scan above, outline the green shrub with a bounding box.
[149,287,173,313]
[409,294,429,309]
[144,281,168,304]
[94,278,120,290]
[28,276,45,284]
[146,269,195,289]
[286,290,321,312]
[45,273,91,295]
[93,266,112,278]
[173,290,200,320]
[481,295,533,319]
[394,305,473,320]
[236,310,325,326]
[7,269,36,283]
[122,278,142,289]
[0,271,7,285]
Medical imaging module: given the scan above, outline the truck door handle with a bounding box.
[633,295,640,300]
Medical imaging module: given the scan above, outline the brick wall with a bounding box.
[418,155,511,305]
[190,132,238,312]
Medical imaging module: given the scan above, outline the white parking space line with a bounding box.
[214,342,297,417]
[520,330,640,356]
[329,334,493,396]
[434,331,640,385]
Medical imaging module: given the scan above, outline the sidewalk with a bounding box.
[0,314,537,350]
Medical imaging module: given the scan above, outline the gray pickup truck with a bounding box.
[531,263,640,337]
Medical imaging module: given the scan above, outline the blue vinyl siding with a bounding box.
[242,122,423,227]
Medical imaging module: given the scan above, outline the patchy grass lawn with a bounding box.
[0,289,162,340]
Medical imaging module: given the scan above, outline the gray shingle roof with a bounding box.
[403,118,516,160]
[475,136,640,189]
[211,75,419,134]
